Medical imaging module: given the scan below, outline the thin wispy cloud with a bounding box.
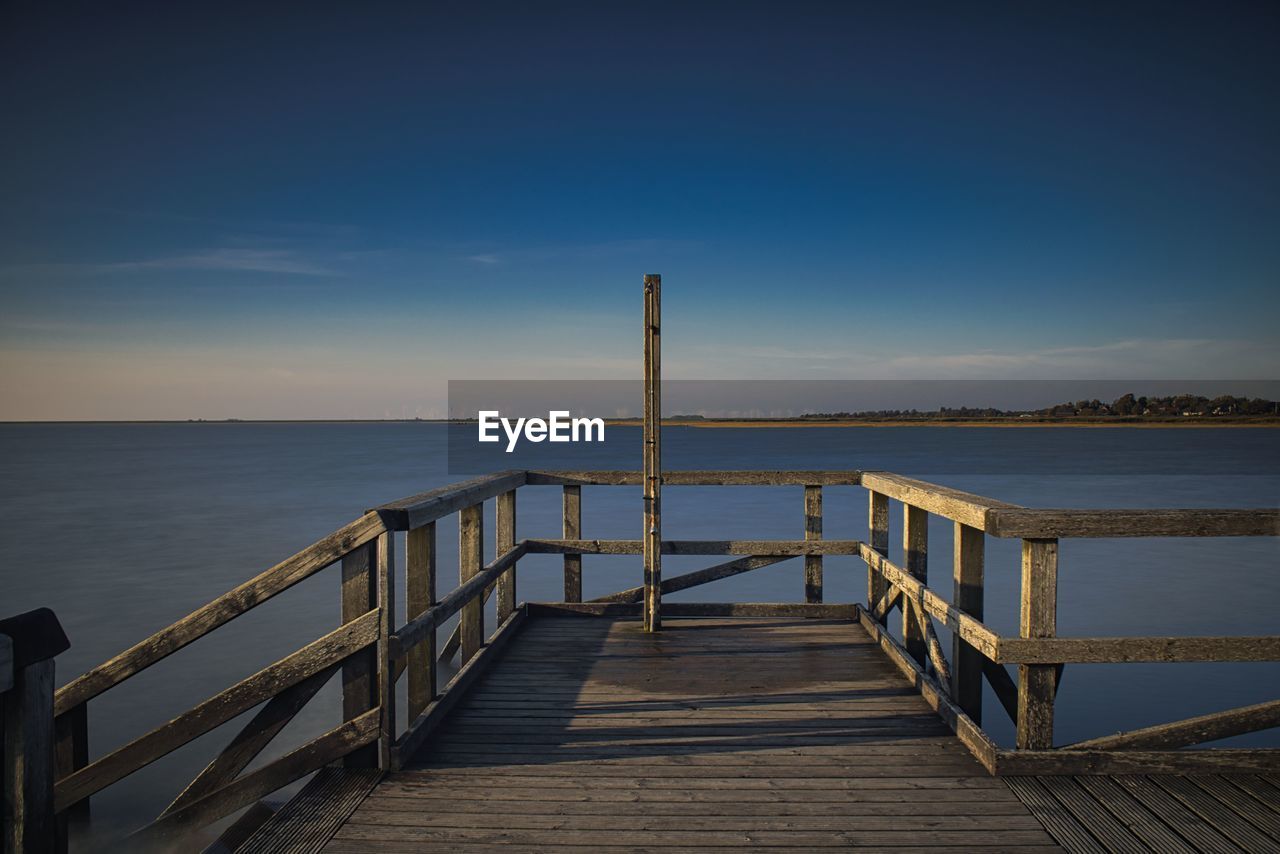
[466,254,502,265]
[99,249,339,276]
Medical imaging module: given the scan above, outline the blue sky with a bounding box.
[1,1,1277,419]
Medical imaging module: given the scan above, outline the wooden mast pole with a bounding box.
[643,274,662,632]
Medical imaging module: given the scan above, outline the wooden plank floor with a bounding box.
[324,616,1060,851]
[1007,774,1280,853]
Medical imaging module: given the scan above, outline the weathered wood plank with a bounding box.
[53,698,90,840]
[527,603,859,619]
[375,471,527,531]
[1074,775,1198,853]
[238,767,380,854]
[405,522,436,719]
[1112,775,1242,852]
[55,512,386,715]
[133,709,380,843]
[392,608,527,769]
[3,659,57,854]
[562,485,582,603]
[54,609,380,811]
[1150,774,1277,851]
[858,544,1000,661]
[589,556,791,604]
[996,748,1280,775]
[162,664,337,817]
[1064,698,1280,751]
[393,543,526,655]
[952,522,984,723]
[1003,776,1106,853]
[1035,776,1148,854]
[523,539,862,555]
[999,635,1280,663]
[524,470,861,486]
[341,540,377,769]
[860,472,1020,530]
[804,485,823,605]
[867,491,889,624]
[643,272,662,633]
[902,504,928,665]
[375,531,396,770]
[987,507,1280,539]
[496,490,517,625]
[1016,539,1057,751]
[458,504,484,664]
[856,608,999,774]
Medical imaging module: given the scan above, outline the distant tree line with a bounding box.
[791,394,1280,420]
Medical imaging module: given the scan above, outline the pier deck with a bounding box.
[326,615,1052,851]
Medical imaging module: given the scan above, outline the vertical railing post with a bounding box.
[642,273,662,632]
[497,490,517,623]
[1016,538,1058,750]
[803,486,823,604]
[952,522,985,722]
[459,504,484,662]
[562,485,581,603]
[53,703,89,847]
[867,491,889,623]
[902,505,928,665]
[406,522,437,720]
[340,541,378,768]
[2,608,70,854]
[374,530,396,770]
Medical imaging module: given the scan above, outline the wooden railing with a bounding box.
[8,468,1278,849]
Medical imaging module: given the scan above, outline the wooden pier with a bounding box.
[4,467,1279,852]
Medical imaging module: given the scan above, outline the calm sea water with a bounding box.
[2,423,1278,841]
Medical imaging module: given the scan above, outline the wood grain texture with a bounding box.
[375,471,526,531]
[523,538,862,555]
[333,615,1051,851]
[998,635,1280,663]
[3,659,57,854]
[804,485,823,604]
[987,507,1280,539]
[524,470,861,486]
[405,522,436,719]
[902,504,928,665]
[1063,698,1280,751]
[496,490,518,624]
[1016,539,1057,751]
[860,472,1021,530]
[562,485,581,602]
[589,556,791,604]
[867,491,889,624]
[952,522,985,723]
[458,504,484,664]
[643,273,662,632]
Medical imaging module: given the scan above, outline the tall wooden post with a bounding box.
[496,490,518,623]
[406,522,437,719]
[2,608,71,854]
[952,522,984,722]
[1016,538,1058,749]
[867,491,889,623]
[804,486,823,604]
[459,504,484,662]
[642,274,662,632]
[340,541,378,768]
[562,486,582,603]
[902,505,928,665]
[374,531,396,770]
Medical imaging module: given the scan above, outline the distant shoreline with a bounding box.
[3,417,1279,428]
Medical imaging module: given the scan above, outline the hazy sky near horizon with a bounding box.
[2,1,1278,420]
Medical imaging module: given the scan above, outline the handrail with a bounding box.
[23,466,1280,849]
[374,470,526,529]
[54,511,387,715]
[393,543,527,655]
